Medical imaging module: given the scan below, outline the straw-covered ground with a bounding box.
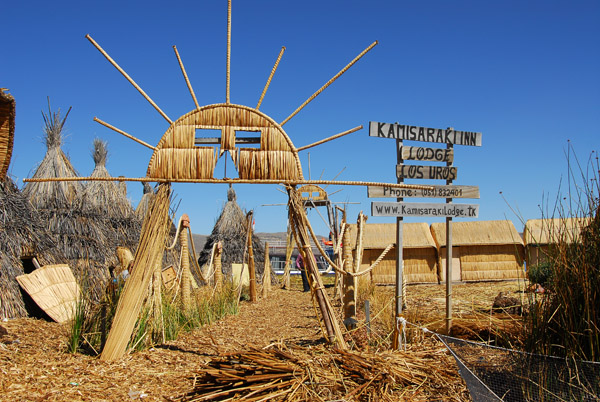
[0,279,525,401]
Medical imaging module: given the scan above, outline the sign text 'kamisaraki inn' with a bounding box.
[369,122,482,147]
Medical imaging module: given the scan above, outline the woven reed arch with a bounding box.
[147,103,303,181]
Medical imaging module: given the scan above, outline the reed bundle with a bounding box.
[150,148,217,180]
[0,89,15,178]
[237,149,299,180]
[101,183,171,361]
[287,185,346,347]
[173,343,467,401]
[198,187,265,280]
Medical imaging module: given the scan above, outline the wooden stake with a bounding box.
[262,242,271,298]
[180,214,191,310]
[214,241,223,291]
[342,213,356,327]
[247,212,257,302]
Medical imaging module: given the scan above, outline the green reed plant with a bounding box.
[523,146,600,361]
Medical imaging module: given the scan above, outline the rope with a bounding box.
[167,216,184,250]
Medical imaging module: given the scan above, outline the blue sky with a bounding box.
[3,1,599,235]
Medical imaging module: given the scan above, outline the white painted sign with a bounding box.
[367,185,479,199]
[397,165,457,180]
[369,121,482,147]
[371,202,479,218]
[401,146,453,163]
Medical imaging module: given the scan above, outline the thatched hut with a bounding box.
[0,177,65,318]
[430,220,525,282]
[80,138,142,252]
[198,186,265,279]
[0,89,15,178]
[347,222,438,284]
[0,92,64,318]
[23,105,114,300]
[523,217,591,268]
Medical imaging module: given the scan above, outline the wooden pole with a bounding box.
[281,225,294,289]
[262,242,271,298]
[445,140,454,335]
[296,125,363,151]
[93,117,156,151]
[280,41,378,126]
[180,214,191,310]
[247,212,257,302]
[226,0,232,104]
[85,35,173,125]
[393,138,404,350]
[256,46,285,110]
[173,46,200,111]
[214,241,223,291]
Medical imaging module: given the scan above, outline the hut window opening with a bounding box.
[235,130,261,148]
[194,129,222,147]
[21,256,41,274]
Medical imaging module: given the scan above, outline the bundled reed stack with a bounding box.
[80,138,142,254]
[0,89,15,178]
[198,186,265,281]
[287,186,346,348]
[23,103,112,301]
[101,183,171,361]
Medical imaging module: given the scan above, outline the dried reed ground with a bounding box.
[0,280,524,401]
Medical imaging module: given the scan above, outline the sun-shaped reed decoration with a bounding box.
[85,0,377,184]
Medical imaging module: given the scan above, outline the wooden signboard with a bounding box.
[371,201,479,218]
[401,146,453,163]
[367,184,479,199]
[369,121,482,147]
[397,164,457,180]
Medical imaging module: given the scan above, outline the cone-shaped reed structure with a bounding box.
[198,186,265,278]
[23,104,113,301]
[80,138,142,253]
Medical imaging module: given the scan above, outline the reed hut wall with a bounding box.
[0,177,63,318]
[347,222,438,284]
[197,187,265,279]
[0,89,15,179]
[430,220,525,282]
[523,217,591,267]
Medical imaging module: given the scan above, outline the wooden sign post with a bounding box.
[368,121,481,344]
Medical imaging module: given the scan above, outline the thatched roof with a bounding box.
[22,105,114,301]
[430,220,524,248]
[0,89,15,179]
[346,222,436,249]
[198,187,265,277]
[22,102,83,209]
[523,217,592,245]
[135,182,155,220]
[0,177,63,318]
[80,139,141,252]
